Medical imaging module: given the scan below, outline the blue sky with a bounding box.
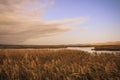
[42,0,120,44]
[0,0,120,44]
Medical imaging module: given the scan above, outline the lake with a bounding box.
[66,47,120,53]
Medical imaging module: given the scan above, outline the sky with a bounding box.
[0,0,120,45]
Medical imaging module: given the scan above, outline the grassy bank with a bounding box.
[0,49,120,80]
[0,45,67,49]
[94,45,120,51]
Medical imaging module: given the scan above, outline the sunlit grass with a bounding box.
[0,49,120,80]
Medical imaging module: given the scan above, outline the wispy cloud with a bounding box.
[46,17,88,25]
[0,0,87,44]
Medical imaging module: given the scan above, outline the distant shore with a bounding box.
[0,45,120,51]
[0,44,93,49]
[93,45,120,51]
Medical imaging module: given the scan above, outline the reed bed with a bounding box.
[0,49,120,80]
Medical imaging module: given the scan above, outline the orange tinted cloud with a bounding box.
[0,0,87,44]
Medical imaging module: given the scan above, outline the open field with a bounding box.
[0,49,120,80]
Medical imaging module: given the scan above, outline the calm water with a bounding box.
[66,47,120,53]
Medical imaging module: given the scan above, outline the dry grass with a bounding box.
[0,49,120,80]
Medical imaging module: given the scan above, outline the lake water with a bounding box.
[66,47,120,53]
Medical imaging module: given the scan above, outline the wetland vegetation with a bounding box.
[0,49,120,80]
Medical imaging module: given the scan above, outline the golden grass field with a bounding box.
[0,49,120,80]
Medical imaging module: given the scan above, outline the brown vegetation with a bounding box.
[94,45,120,51]
[0,49,120,80]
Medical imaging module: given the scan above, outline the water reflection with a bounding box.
[67,47,120,53]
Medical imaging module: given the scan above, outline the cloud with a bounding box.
[46,17,88,25]
[0,0,87,44]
